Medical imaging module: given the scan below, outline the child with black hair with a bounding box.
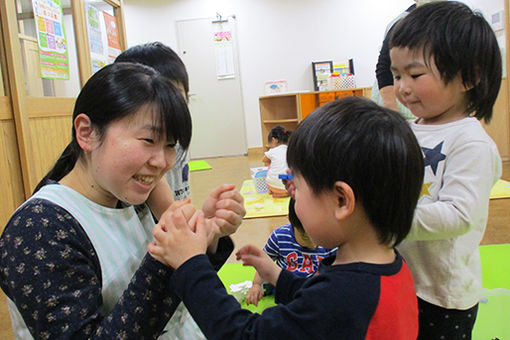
[263,125,291,198]
[149,96,424,339]
[246,198,336,306]
[389,2,502,338]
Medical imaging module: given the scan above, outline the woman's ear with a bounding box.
[74,113,97,152]
[333,181,355,221]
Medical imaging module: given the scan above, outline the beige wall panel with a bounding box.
[29,116,72,186]
[0,119,25,230]
[484,78,510,161]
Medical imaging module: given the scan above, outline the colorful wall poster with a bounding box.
[213,24,235,79]
[86,4,107,73]
[86,4,103,55]
[32,0,69,80]
[103,11,121,63]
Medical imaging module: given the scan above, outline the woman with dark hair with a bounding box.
[0,62,243,339]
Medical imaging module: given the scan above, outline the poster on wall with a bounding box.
[86,4,107,73]
[103,12,122,63]
[213,23,235,79]
[32,0,70,80]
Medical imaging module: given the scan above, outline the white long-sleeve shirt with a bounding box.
[398,117,501,309]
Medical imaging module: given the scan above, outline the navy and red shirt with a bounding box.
[171,250,418,339]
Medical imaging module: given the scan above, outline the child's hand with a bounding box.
[202,184,245,237]
[164,198,194,219]
[246,284,264,306]
[236,245,281,287]
[148,208,213,269]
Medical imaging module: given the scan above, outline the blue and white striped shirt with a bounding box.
[263,224,337,278]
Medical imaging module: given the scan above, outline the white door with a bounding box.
[176,17,247,159]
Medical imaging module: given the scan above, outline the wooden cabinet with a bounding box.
[259,89,363,145]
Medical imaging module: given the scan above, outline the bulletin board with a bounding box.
[85,4,121,73]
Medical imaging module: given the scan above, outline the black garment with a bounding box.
[376,4,416,90]
[417,297,479,340]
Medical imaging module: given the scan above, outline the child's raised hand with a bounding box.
[236,245,281,287]
[202,184,245,237]
[246,284,264,306]
[167,197,193,216]
[148,208,213,269]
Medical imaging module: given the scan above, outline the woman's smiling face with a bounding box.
[87,105,177,207]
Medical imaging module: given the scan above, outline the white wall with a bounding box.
[123,0,504,149]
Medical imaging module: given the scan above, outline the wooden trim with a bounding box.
[16,7,73,20]
[0,97,12,120]
[105,0,122,7]
[26,97,75,118]
[0,0,36,197]
[114,1,128,51]
[18,33,37,42]
[72,0,128,83]
[0,19,9,98]
[72,0,92,86]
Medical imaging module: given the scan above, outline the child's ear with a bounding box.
[74,113,97,152]
[332,181,355,220]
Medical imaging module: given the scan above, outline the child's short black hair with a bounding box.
[268,125,291,144]
[288,198,304,235]
[115,42,189,99]
[389,1,502,123]
[287,97,424,247]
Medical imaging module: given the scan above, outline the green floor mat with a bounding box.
[472,244,510,339]
[188,160,212,172]
[480,244,510,290]
[218,263,276,314]
[473,290,510,340]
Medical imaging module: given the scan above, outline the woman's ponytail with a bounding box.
[33,140,80,194]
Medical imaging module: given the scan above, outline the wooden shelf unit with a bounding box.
[259,89,363,145]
